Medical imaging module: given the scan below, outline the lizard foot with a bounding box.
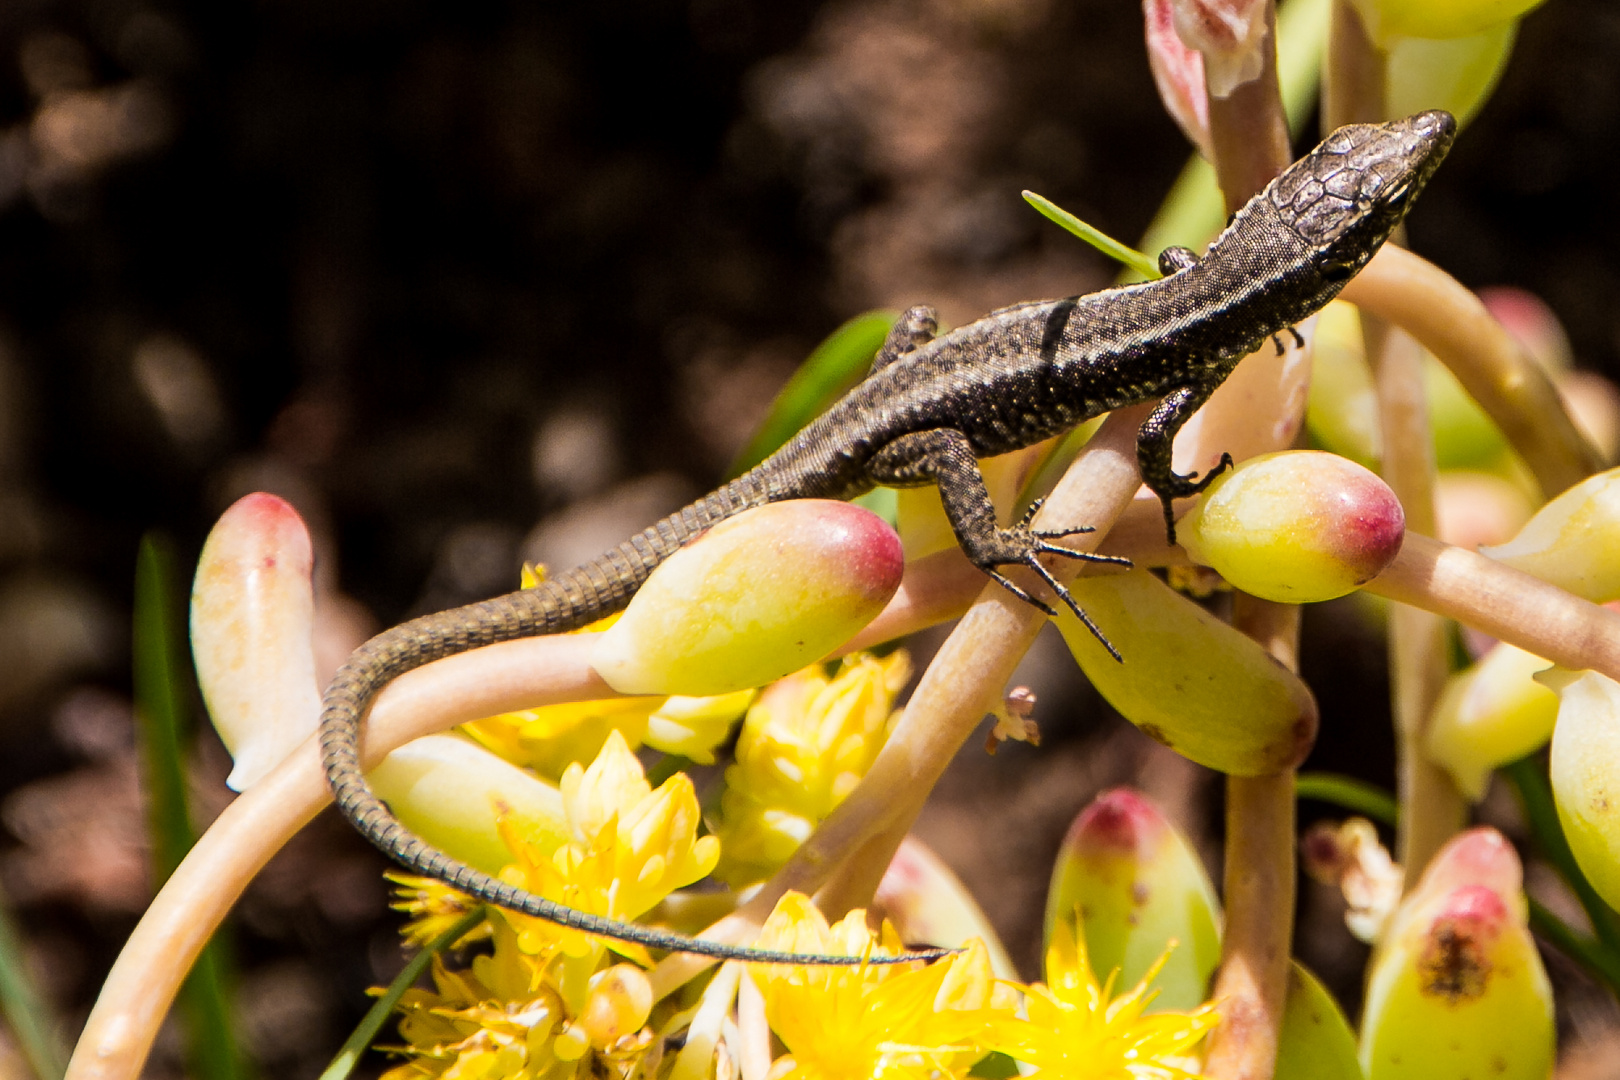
[1015,498,1132,562]
[1155,451,1235,546]
[977,529,1126,662]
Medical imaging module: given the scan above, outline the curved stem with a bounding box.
[66,634,610,1080]
[1342,246,1606,497]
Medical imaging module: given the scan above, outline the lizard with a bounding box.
[319,109,1456,965]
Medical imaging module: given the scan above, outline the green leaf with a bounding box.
[0,884,64,1080]
[134,534,248,1080]
[1022,191,1161,280]
[727,311,896,478]
[318,906,487,1080]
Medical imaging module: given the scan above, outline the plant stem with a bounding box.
[1341,246,1605,496]
[317,906,486,1080]
[1203,597,1299,1080]
[1321,0,1384,131]
[66,631,611,1080]
[1194,11,1299,1077]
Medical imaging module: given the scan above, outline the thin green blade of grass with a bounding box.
[0,883,65,1080]
[318,906,487,1080]
[133,534,248,1080]
[1023,191,1162,281]
[727,310,896,479]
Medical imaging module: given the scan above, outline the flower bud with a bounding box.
[1045,788,1220,1011]
[1056,569,1316,775]
[1305,301,1379,469]
[1479,287,1573,376]
[1425,350,1510,471]
[643,690,755,764]
[1426,642,1557,802]
[1547,668,1620,912]
[1386,21,1517,129]
[578,964,653,1050]
[591,501,903,696]
[190,492,321,791]
[367,734,569,876]
[1480,466,1620,602]
[1166,0,1268,98]
[1434,471,1533,552]
[1348,0,1548,46]
[1275,962,1361,1080]
[1359,829,1553,1080]
[1178,451,1405,603]
[714,652,908,885]
[1143,0,1211,156]
[874,836,1018,979]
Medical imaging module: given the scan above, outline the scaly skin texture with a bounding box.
[320,110,1456,964]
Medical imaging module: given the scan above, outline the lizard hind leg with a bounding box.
[866,429,1126,661]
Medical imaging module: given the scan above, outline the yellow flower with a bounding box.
[983,915,1219,1079]
[382,918,657,1080]
[754,893,1017,1080]
[715,652,910,885]
[388,873,491,950]
[381,919,579,1080]
[496,730,720,966]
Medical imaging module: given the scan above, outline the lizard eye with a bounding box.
[1319,258,1355,283]
[1382,178,1413,210]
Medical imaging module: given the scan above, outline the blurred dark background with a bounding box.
[0,0,1617,1075]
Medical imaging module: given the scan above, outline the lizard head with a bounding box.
[1269,109,1457,286]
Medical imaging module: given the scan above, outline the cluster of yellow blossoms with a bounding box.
[375,649,1217,1080]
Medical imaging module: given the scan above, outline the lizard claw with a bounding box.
[1021,555,1122,662]
[1031,539,1131,567]
[986,569,1058,616]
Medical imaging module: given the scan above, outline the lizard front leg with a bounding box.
[867,428,1128,658]
[1137,378,1234,545]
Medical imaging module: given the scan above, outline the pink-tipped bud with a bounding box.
[591,501,903,696]
[1165,0,1268,98]
[190,492,321,791]
[1143,0,1211,156]
[873,837,1018,979]
[1178,451,1405,603]
[1360,828,1553,1080]
[1479,286,1572,375]
[1045,788,1221,1011]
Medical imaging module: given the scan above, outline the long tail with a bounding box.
[318,468,949,965]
